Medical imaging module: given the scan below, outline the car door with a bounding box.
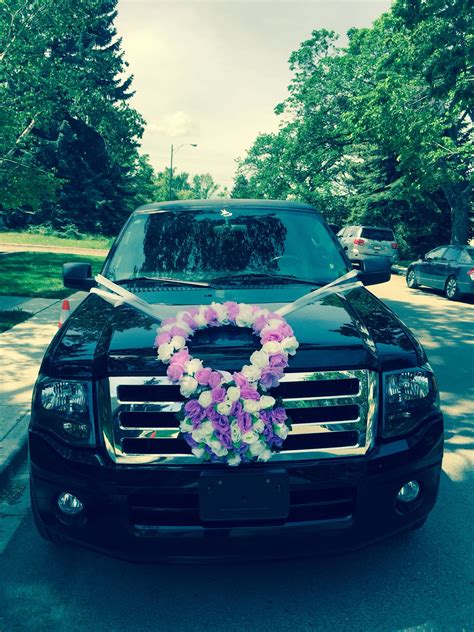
[419,247,447,286]
[437,246,461,288]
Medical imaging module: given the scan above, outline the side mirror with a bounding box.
[63,262,96,291]
[418,253,425,261]
[350,256,391,286]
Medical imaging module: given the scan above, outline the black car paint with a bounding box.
[29,200,443,560]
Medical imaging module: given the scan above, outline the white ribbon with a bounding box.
[90,270,363,323]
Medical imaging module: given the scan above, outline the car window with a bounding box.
[443,246,460,262]
[337,228,346,238]
[426,247,447,260]
[360,227,395,241]
[458,248,474,263]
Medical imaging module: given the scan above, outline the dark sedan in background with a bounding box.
[406,244,474,300]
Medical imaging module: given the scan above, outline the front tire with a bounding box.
[445,276,460,301]
[406,268,419,289]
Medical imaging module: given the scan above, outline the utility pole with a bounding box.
[168,143,198,201]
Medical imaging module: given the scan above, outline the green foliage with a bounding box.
[152,170,226,202]
[0,310,32,333]
[234,0,473,255]
[0,0,155,234]
[0,252,105,298]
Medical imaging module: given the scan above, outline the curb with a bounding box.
[0,411,29,486]
[391,265,408,275]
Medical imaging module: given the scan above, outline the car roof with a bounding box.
[134,199,317,214]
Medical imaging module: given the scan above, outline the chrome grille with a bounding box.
[102,370,377,465]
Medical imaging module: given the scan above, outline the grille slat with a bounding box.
[104,370,376,464]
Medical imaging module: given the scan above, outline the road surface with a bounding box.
[0,275,472,632]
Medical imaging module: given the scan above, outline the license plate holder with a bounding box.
[199,469,289,522]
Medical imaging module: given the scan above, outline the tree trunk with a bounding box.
[443,180,472,244]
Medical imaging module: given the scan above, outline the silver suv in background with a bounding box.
[337,226,399,263]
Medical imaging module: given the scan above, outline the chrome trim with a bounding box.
[102,370,377,465]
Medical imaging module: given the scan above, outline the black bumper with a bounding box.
[29,415,443,562]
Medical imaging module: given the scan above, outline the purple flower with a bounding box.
[223,301,239,322]
[260,366,284,389]
[184,434,199,448]
[170,348,190,369]
[204,307,219,326]
[271,407,287,424]
[217,431,233,450]
[211,386,226,403]
[252,315,268,333]
[184,400,205,424]
[269,353,287,369]
[209,411,229,432]
[230,400,243,418]
[240,386,260,401]
[236,410,252,432]
[261,329,284,343]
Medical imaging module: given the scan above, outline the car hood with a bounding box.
[44,285,422,378]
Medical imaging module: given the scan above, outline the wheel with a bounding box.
[409,516,428,531]
[406,268,419,289]
[445,276,460,300]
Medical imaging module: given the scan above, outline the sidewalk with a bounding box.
[0,243,109,257]
[0,293,86,481]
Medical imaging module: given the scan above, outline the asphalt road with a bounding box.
[0,275,473,632]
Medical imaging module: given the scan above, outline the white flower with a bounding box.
[259,395,276,409]
[170,335,186,351]
[219,370,233,384]
[157,343,173,362]
[217,401,233,415]
[236,304,255,327]
[194,311,207,327]
[249,440,267,456]
[282,336,299,355]
[228,453,241,467]
[242,430,259,444]
[230,423,241,443]
[175,320,192,335]
[209,440,228,457]
[250,350,269,369]
[198,390,213,408]
[191,446,205,459]
[191,428,206,442]
[226,386,241,402]
[180,376,198,397]
[258,448,272,462]
[180,418,193,433]
[243,399,260,414]
[262,341,283,354]
[253,419,265,433]
[274,423,289,440]
[211,302,228,323]
[242,364,261,382]
[184,358,203,375]
[268,318,283,329]
[201,420,214,436]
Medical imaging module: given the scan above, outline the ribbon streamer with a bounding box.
[90,269,363,323]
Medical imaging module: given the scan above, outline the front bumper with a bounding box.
[29,415,443,562]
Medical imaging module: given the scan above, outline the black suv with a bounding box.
[29,200,443,561]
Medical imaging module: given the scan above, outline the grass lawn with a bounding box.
[0,231,112,250]
[0,310,32,333]
[0,252,106,298]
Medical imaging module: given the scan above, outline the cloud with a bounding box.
[147,112,198,137]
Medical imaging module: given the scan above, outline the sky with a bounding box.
[116,0,392,190]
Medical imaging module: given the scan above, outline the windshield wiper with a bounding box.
[113,276,211,288]
[210,273,323,287]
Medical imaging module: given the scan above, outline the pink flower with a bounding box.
[253,315,268,333]
[204,307,219,326]
[240,385,260,401]
[155,332,171,346]
[262,330,284,343]
[269,352,287,368]
[170,348,190,369]
[167,363,184,382]
[211,387,226,403]
[182,311,198,329]
[195,367,212,385]
[233,372,249,388]
[170,326,189,338]
[224,301,239,322]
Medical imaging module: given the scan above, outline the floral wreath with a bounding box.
[155,302,299,466]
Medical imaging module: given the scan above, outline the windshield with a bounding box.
[105,207,349,284]
[361,227,395,241]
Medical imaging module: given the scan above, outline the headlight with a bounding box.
[32,379,95,446]
[382,366,439,438]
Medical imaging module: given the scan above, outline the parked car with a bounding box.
[29,199,442,561]
[406,245,474,300]
[337,225,399,263]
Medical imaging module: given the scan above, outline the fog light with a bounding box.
[57,492,84,515]
[397,480,420,503]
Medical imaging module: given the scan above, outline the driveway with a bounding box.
[0,275,472,632]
